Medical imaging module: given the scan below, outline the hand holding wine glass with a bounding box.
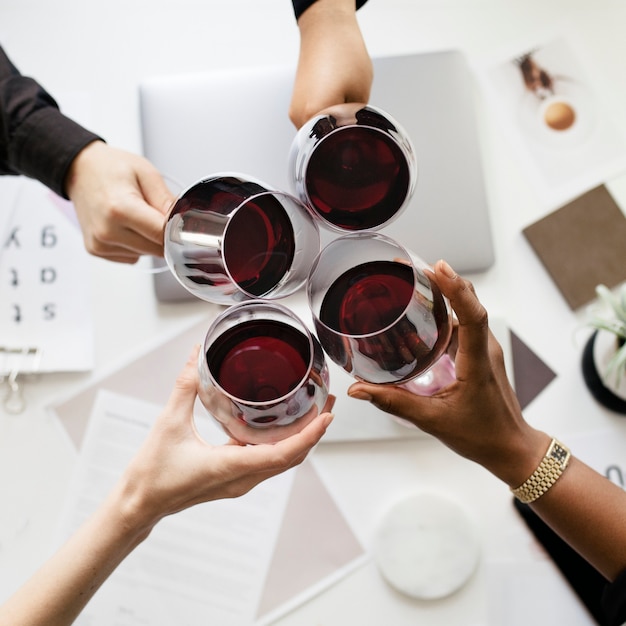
[345,259,546,483]
[0,345,334,626]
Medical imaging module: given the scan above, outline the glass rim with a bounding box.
[167,172,301,216]
[308,121,412,150]
[299,126,416,233]
[222,189,316,299]
[306,232,425,339]
[202,299,317,407]
[302,104,416,165]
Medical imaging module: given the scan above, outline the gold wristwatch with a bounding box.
[511,438,571,504]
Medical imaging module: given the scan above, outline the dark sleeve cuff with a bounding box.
[292,0,369,21]
[602,568,626,626]
[9,106,102,199]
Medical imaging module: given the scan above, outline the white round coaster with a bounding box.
[373,492,480,600]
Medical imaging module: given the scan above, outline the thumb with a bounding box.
[138,164,177,216]
[163,345,201,417]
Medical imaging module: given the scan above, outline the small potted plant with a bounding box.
[581,283,626,414]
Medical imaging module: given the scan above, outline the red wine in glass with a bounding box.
[198,301,329,444]
[171,178,295,295]
[305,127,411,231]
[163,174,320,304]
[307,233,454,392]
[223,195,295,296]
[317,260,451,384]
[289,104,417,232]
[207,319,311,408]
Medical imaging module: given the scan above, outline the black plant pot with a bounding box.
[581,331,626,415]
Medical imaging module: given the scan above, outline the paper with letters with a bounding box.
[0,177,20,263]
[0,179,93,374]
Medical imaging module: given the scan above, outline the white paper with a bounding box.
[0,178,93,374]
[474,36,626,209]
[54,389,295,626]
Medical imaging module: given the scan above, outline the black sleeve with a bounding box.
[602,568,626,626]
[291,0,369,21]
[0,44,102,198]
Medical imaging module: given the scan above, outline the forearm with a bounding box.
[529,456,626,581]
[0,45,101,198]
[290,0,372,127]
[297,0,365,50]
[0,478,155,626]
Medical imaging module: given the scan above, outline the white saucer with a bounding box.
[372,491,480,600]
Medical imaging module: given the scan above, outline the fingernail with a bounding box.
[348,390,373,401]
[438,260,457,279]
[323,413,334,427]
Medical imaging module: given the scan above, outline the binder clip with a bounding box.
[0,347,42,415]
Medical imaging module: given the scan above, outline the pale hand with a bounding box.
[121,345,335,531]
[65,140,175,263]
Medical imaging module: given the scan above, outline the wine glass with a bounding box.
[306,232,455,395]
[163,173,320,305]
[288,103,417,232]
[197,300,330,445]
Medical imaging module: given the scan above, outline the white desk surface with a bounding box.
[2,2,626,624]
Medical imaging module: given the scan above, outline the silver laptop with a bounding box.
[140,50,494,302]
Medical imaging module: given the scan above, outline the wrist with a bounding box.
[483,428,552,489]
[64,139,105,199]
[105,472,162,543]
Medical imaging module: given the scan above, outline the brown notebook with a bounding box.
[522,185,626,310]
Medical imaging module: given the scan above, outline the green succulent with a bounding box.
[588,283,626,385]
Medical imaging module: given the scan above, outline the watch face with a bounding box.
[551,443,570,464]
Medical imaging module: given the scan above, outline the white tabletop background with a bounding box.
[1,1,626,624]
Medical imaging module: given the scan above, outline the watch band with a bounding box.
[511,438,571,504]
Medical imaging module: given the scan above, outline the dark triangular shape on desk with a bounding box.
[522,185,626,310]
[510,330,557,409]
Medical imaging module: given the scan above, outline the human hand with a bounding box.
[65,141,175,263]
[348,260,549,487]
[289,0,373,129]
[121,346,335,531]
